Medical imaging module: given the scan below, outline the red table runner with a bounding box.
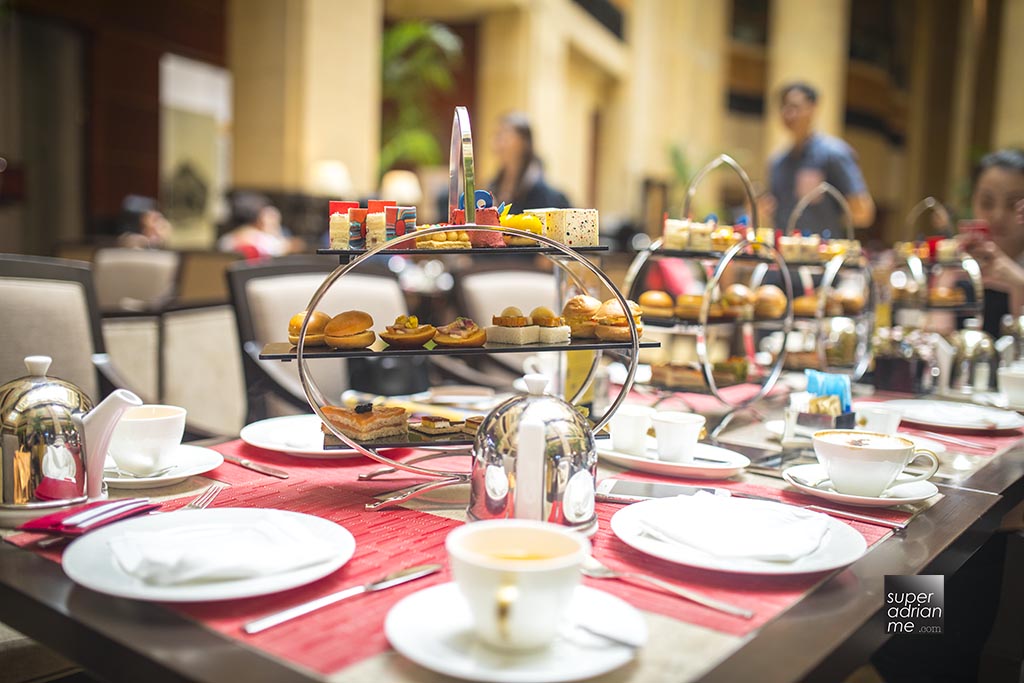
[7,440,903,676]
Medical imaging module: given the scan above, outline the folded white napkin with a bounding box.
[638,492,829,562]
[109,513,337,585]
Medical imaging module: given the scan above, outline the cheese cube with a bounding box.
[545,209,599,247]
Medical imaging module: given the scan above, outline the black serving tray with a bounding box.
[261,337,660,360]
[317,245,607,256]
[321,426,611,450]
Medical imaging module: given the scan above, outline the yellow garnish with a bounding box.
[499,212,543,235]
[405,315,419,329]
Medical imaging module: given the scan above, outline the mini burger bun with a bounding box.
[324,310,375,348]
[594,298,642,323]
[595,321,644,341]
[562,294,601,338]
[594,298,644,340]
[288,310,331,346]
[638,290,674,317]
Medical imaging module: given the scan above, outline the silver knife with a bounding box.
[242,563,442,634]
[221,454,289,479]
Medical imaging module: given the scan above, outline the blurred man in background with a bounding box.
[761,82,875,234]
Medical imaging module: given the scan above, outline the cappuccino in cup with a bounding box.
[812,429,939,498]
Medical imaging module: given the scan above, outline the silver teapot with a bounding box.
[0,356,141,508]
[467,374,598,535]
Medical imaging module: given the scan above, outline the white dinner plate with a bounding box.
[598,438,749,480]
[62,508,355,601]
[610,497,866,575]
[972,392,1024,413]
[239,414,357,458]
[782,464,939,508]
[879,399,1024,433]
[385,582,644,683]
[105,445,224,489]
[763,420,946,454]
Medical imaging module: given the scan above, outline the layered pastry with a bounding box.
[594,298,644,341]
[500,211,546,246]
[802,234,821,262]
[365,212,387,249]
[688,222,713,251]
[638,290,674,318]
[936,238,959,262]
[663,218,689,250]
[321,403,408,441]
[530,306,571,344]
[755,227,775,247]
[545,208,599,247]
[562,295,601,338]
[777,234,801,262]
[650,361,706,390]
[288,310,331,346]
[468,207,506,248]
[410,415,465,435]
[348,208,368,249]
[711,226,738,252]
[487,306,540,345]
[329,201,358,249]
[325,311,375,349]
[435,317,487,347]
[379,315,436,348]
[754,285,787,319]
[712,357,750,386]
[462,415,485,436]
[386,206,417,247]
[928,286,965,307]
[415,228,471,250]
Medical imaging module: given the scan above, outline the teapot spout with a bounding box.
[82,389,142,497]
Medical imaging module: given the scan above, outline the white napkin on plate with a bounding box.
[109,513,336,585]
[637,492,829,562]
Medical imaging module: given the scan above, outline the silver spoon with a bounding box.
[580,556,754,619]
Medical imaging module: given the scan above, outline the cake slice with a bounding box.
[321,404,407,441]
[462,415,485,436]
[486,325,540,344]
[365,212,387,248]
[410,415,465,435]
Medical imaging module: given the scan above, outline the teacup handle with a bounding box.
[900,449,939,485]
[495,583,518,642]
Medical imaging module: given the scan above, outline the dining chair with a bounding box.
[227,255,411,424]
[92,247,180,312]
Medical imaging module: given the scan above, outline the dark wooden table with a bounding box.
[1,435,1021,683]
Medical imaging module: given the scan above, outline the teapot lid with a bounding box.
[0,355,93,426]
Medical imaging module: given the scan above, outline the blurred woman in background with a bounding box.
[488,112,570,212]
[960,148,1024,334]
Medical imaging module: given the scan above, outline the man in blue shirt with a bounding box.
[762,82,875,234]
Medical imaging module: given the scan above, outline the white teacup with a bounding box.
[108,405,187,476]
[998,366,1024,405]
[651,412,705,462]
[854,405,902,435]
[609,405,656,456]
[812,429,939,498]
[446,520,589,651]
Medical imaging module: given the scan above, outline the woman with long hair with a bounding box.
[488,112,570,212]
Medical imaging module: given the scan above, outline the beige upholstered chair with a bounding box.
[93,248,179,312]
[228,256,408,423]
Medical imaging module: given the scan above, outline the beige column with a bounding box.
[763,0,850,159]
[947,0,983,199]
[229,0,381,196]
[993,0,1024,148]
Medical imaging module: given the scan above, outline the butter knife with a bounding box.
[221,454,289,479]
[243,563,442,634]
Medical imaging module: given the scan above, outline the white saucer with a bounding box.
[879,399,1024,433]
[239,414,357,458]
[598,438,749,480]
[385,582,644,683]
[763,421,946,454]
[782,463,939,508]
[105,445,224,489]
[973,392,1024,412]
[62,508,355,602]
[610,497,866,575]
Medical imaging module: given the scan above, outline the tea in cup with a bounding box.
[853,405,902,435]
[609,405,655,456]
[108,405,186,476]
[812,430,939,498]
[446,519,588,650]
[651,412,705,462]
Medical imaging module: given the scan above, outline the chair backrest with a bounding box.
[458,269,559,324]
[0,255,104,400]
[175,250,242,305]
[93,248,180,311]
[227,256,408,420]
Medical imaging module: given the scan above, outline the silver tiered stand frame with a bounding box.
[292,106,644,509]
